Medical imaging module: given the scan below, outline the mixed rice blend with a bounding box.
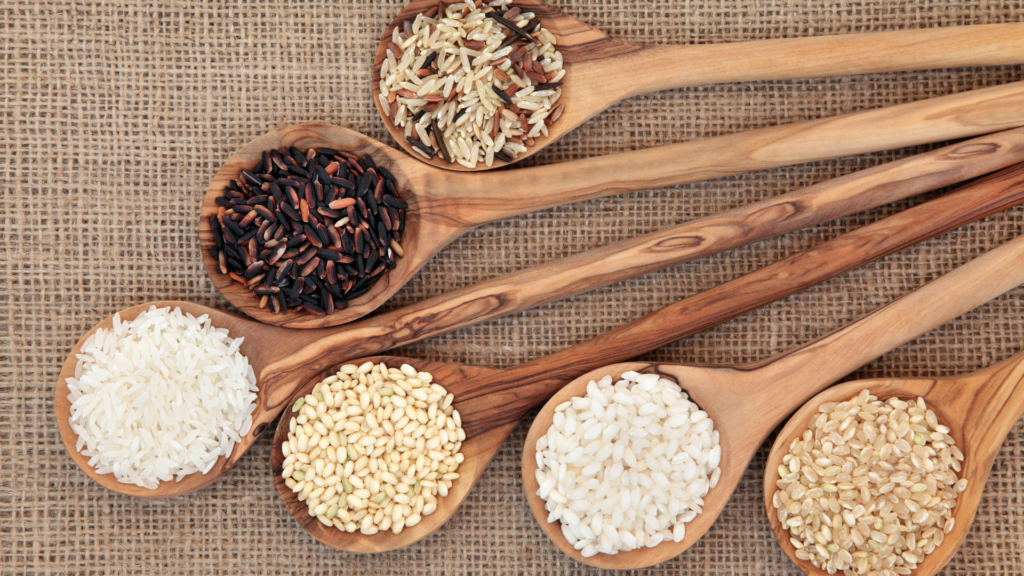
[378,0,565,168]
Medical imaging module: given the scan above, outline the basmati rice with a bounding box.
[65,306,258,489]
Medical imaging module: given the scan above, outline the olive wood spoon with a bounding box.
[522,233,1024,569]
[62,148,1024,498]
[764,351,1024,576]
[270,165,1024,553]
[203,81,1024,328]
[372,0,1024,170]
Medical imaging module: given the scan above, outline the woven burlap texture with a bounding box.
[3,0,1024,573]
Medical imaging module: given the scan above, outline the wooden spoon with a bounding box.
[60,149,1024,498]
[269,165,1024,553]
[764,353,1024,576]
[371,0,1024,170]
[202,81,1024,328]
[521,233,1024,569]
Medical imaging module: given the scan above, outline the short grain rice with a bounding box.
[281,361,466,535]
[773,389,965,575]
[534,371,722,557]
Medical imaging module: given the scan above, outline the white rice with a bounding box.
[534,371,722,557]
[65,305,258,489]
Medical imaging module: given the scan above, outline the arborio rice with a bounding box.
[66,306,258,489]
[534,371,722,557]
[379,0,565,168]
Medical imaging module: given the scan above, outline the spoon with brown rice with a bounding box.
[764,350,1024,576]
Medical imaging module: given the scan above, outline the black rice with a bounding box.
[488,13,535,43]
[492,85,514,105]
[210,147,407,316]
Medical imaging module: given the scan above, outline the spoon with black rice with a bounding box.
[201,83,1024,328]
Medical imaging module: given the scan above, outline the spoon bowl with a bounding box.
[372,0,1024,171]
[522,361,745,569]
[54,301,270,498]
[271,355,508,552]
[763,351,1024,576]
[200,125,432,330]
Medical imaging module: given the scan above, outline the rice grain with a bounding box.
[773,390,965,575]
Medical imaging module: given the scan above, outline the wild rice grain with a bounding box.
[209,148,407,316]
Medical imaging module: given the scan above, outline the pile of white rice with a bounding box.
[534,371,722,557]
[66,305,258,489]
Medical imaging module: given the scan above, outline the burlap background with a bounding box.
[3,0,1024,573]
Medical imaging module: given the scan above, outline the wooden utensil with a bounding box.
[372,0,1024,170]
[764,353,1024,576]
[270,165,1024,554]
[61,146,1024,498]
[203,81,1024,328]
[522,233,1024,569]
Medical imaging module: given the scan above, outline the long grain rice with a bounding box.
[66,306,258,489]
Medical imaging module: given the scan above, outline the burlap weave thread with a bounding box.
[2,0,1023,573]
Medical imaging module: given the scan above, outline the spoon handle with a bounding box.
[451,164,1024,434]
[446,81,1024,226]
[258,132,1024,409]
[596,24,1024,103]
[946,350,1024,494]
[736,228,1024,432]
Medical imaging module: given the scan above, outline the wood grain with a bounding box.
[454,164,1024,436]
[203,84,1024,328]
[764,351,1024,576]
[62,153,1024,498]
[268,166,1024,555]
[520,229,1024,569]
[370,0,1024,170]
